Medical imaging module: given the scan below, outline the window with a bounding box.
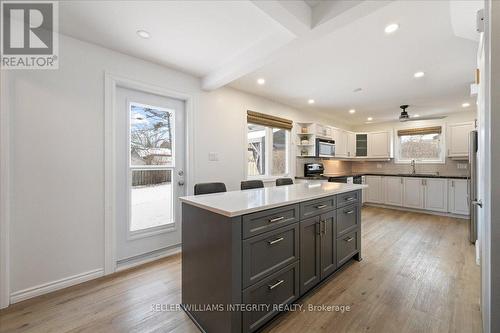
[129,102,175,232]
[395,126,444,163]
[247,124,290,177]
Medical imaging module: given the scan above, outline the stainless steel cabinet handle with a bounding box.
[451,180,455,187]
[345,210,355,214]
[268,216,284,223]
[268,237,284,245]
[321,220,326,235]
[345,197,356,201]
[315,204,327,209]
[344,237,354,242]
[268,279,284,290]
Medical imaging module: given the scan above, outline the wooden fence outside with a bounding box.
[132,170,172,186]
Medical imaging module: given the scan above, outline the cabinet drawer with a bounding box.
[242,204,299,239]
[336,203,360,236]
[300,196,336,219]
[242,262,299,333]
[337,229,360,267]
[243,224,299,288]
[337,190,360,208]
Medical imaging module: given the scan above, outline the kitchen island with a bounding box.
[180,182,366,333]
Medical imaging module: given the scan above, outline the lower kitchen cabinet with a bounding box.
[299,210,337,295]
[299,216,321,295]
[424,178,448,212]
[384,176,403,206]
[448,179,469,215]
[403,177,424,209]
[365,176,384,203]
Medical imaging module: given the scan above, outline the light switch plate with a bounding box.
[376,163,382,169]
[208,152,218,161]
[457,163,468,169]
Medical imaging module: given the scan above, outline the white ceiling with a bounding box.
[58,0,481,125]
[59,1,293,77]
[231,0,480,124]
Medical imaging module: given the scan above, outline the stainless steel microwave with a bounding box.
[316,138,335,157]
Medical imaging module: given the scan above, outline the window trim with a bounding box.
[393,126,446,164]
[246,123,291,179]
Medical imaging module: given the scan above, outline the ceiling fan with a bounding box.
[398,105,446,122]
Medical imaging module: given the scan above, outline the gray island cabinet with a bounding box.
[180,183,365,333]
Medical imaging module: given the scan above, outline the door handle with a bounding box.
[315,204,327,209]
[344,210,355,214]
[344,237,354,242]
[268,237,284,245]
[472,200,483,208]
[268,216,284,223]
[268,279,284,290]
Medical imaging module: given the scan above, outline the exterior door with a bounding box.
[115,86,186,263]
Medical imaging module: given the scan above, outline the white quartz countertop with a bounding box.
[179,183,367,217]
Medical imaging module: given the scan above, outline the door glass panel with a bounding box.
[130,169,173,231]
[130,103,174,166]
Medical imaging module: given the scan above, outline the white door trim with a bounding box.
[0,71,11,309]
[104,72,195,275]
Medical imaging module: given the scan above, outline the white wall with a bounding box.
[3,34,349,296]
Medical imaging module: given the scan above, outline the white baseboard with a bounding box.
[364,203,470,220]
[10,268,104,304]
[116,245,181,272]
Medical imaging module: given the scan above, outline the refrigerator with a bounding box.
[469,130,478,243]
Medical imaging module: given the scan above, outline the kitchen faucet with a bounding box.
[411,159,416,175]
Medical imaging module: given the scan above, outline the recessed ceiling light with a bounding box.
[414,71,425,78]
[367,117,373,121]
[308,99,315,104]
[136,30,151,39]
[384,23,399,34]
[257,78,266,85]
[349,109,356,114]
[353,88,363,93]
[462,102,470,108]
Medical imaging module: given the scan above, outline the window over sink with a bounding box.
[395,126,445,164]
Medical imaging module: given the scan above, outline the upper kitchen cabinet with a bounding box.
[447,122,475,158]
[355,133,368,157]
[347,132,356,158]
[314,124,333,138]
[367,131,392,158]
[332,128,348,158]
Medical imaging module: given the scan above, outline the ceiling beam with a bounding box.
[201,0,392,91]
[250,0,312,37]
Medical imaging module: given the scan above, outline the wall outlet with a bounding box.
[457,163,468,169]
[208,152,219,161]
[376,163,382,169]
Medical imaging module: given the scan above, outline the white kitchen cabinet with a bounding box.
[384,177,403,206]
[333,129,348,157]
[447,122,474,157]
[347,132,356,157]
[365,176,384,203]
[315,124,332,138]
[368,131,392,158]
[423,178,448,212]
[448,179,469,215]
[403,178,424,209]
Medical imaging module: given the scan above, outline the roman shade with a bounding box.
[397,126,442,136]
[247,110,293,130]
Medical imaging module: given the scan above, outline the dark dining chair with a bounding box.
[276,178,294,186]
[194,182,227,195]
[241,180,264,190]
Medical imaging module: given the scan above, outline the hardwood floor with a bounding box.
[0,207,481,333]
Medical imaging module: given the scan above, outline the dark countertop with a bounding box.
[296,173,469,180]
